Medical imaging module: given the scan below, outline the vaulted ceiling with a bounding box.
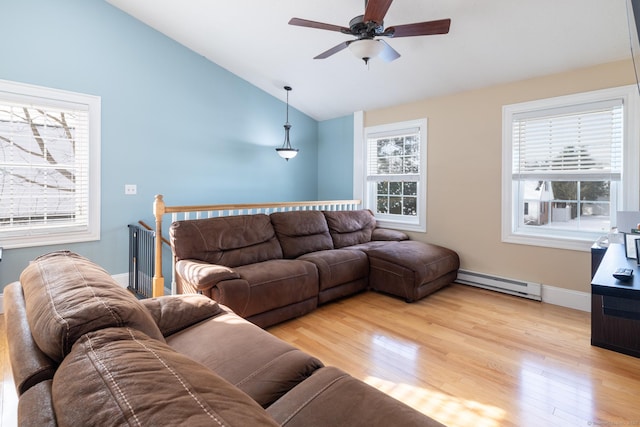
[106,0,634,121]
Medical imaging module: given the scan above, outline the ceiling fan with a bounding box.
[289,0,451,65]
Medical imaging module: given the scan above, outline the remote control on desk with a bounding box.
[613,267,634,281]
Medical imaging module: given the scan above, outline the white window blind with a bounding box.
[512,100,623,182]
[0,80,100,248]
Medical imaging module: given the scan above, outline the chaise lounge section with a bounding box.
[170,209,459,328]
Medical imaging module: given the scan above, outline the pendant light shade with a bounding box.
[276,86,299,161]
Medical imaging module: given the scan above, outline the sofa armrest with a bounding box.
[372,227,409,241]
[140,294,222,337]
[175,259,241,291]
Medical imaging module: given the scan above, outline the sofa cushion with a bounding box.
[270,210,334,258]
[19,251,164,363]
[372,227,409,241]
[267,366,444,427]
[53,327,279,427]
[214,259,319,319]
[171,214,283,267]
[167,305,324,408]
[298,249,368,292]
[323,210,377,248]
[140,294,222,337]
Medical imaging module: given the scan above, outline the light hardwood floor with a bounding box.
[269,284,640,427]
[1,284,639,426]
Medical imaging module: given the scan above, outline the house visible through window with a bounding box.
[502,85,639,251]
[0,80,100,249]
[364,119,427,232]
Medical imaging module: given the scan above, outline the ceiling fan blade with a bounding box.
[378,39,401,62]
[363,0,394,24]
[385,18,451,38]
[314,41,351,59]
[289,18,350,33]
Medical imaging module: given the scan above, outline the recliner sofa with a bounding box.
[5,251,445,426]
[171,209,460,328]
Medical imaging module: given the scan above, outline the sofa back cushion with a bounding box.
[323,210,377,248]
[171,214,283,267]
[53,328,280,427]
[19,251,164,363]
[270,211,334,258]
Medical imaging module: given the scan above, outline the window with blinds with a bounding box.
[364,119,427,232]
[502,85,639,250]
[0,80,100,248]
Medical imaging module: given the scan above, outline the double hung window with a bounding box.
[364,119,427,232]
[502,86,639,250]
[0,80,101,248]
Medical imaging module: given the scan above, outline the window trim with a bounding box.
[358,117,427,232]
[501,85,639,251]
[0,79,101,249]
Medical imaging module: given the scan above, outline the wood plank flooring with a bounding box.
[268,284,640,427]
[1,284,639,426]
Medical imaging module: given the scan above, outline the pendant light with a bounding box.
[276,86,299,161]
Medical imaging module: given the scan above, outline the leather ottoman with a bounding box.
[365,240,460,302]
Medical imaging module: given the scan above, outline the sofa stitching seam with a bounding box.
[125,328,226,426]
[235,350,296,386]
[86,333,142,426]
[279,373,349,426]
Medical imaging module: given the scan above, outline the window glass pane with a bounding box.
[403,196,417,216]
[519,179,610,233]
[404,182,417,196]
[377,196,388,214]
[389,181,402,195]
[389,196,402,214]
[551,182,577,201]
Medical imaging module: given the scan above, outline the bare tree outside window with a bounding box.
[0,106,81,229]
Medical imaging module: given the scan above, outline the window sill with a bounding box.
[501,232,595,252]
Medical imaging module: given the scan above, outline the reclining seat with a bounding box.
[270,210,369,304]
[170,214,318,328]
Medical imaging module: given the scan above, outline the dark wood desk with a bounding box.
[591,243,640,358]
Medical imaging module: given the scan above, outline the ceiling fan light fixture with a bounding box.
[349,39,384,63]
[276,86,299,161]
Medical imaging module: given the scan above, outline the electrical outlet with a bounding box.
[125,184,137,195]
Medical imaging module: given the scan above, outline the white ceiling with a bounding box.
[106,0,634,121]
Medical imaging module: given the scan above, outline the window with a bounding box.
[0,80,101,249]
[502,85,639,251]
[363,119,427,232]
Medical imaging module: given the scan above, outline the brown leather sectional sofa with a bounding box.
[171,209,460,328]
[5,251,445,426]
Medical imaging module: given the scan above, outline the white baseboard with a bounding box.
[112,273,129,289]
[541,284,591,312]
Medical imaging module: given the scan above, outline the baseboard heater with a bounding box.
[456,269,542,301]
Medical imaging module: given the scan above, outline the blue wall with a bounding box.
[317,116,355,200]
[0,0,338,287]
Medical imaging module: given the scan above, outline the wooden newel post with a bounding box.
[152,194,165,297]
